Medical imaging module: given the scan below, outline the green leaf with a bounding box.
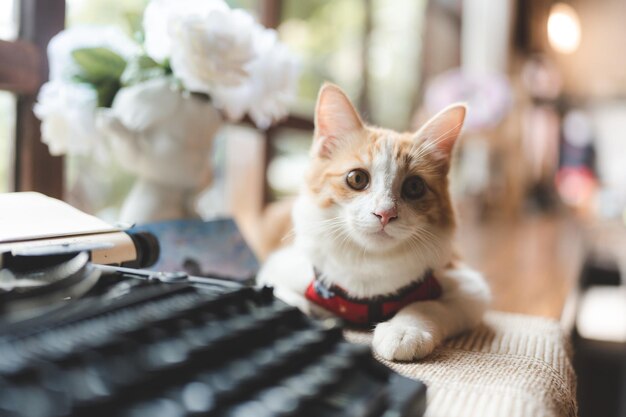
[125,11,144,43]
[72,47,127,82]
[93,78,122,108]
[161,58,172,75]
[70,47,128,108]
[71,74,92,84]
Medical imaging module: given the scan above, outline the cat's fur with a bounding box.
[257,83,490,361]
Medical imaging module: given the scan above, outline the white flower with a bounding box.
[143,0,228,63]
[169,8,259,93]
[39,26,137,157]
[47,26,138,81]
[212,28,299,129]
[142,0,298,126]
[34,80,103,156]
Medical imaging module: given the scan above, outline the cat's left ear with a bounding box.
[312,83,364,158]
[414,103,466,162]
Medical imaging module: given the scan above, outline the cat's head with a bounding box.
[301,83,465,255]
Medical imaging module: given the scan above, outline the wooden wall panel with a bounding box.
[0,40,40,94]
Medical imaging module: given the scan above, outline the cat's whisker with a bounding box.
[412,120,464,161]
[281,228,297,242]
[412,233,438,253]
[414,132,459,160]
[412,226,439,241]
[283,223,342,241]
[359,237,368,264]
[406,228,438,255]
[334,234,349,256]
[419,120,463,151]
[411,133,457,162]
[299,218,345,234]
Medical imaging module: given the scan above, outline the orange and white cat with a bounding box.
[258,83,490,361]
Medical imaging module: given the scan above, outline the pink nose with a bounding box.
[373,207,398,227]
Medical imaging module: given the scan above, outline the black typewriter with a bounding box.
[0,244,426,417]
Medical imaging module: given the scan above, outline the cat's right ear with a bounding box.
[312,83,364,158]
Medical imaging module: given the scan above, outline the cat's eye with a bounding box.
[346,169,370,191]
[402,176,426,200]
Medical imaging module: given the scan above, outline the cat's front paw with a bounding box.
[372,322,435,361]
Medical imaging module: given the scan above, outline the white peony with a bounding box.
[38,26,137,157]
[47,26,138,81]
[168,8,259,93]
[142,0,228,63]
[34,80,104,157]
[142,0,298,127]
[212,28,299,129]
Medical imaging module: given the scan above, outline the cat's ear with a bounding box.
[313,83,364,158]
[414,103,466,162]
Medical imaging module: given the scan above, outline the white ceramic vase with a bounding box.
[97,78,223,224]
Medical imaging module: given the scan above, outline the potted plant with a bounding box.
[35,0,299,223]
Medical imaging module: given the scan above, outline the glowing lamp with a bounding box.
[547,3,581,54]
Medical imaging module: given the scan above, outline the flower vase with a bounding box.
[97,78,222,224]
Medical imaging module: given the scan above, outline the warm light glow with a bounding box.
[547,3,581,54]
[577,286,626,343]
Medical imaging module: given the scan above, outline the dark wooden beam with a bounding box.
[268,114,314,132]
[14,0,65,199]
[277,115,314,131]
[259,0,282,29]
[0,39,41,94]
[241,114,314,132]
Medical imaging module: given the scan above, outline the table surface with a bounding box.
[456,212,585,319]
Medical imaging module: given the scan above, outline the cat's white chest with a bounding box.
[300,236,434,298]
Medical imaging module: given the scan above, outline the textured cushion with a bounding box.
[345,311,577,417]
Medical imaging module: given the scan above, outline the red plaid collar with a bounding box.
[305,269,442,326]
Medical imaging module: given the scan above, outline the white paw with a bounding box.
[372,322,436,361]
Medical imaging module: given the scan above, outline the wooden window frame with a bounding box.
[0,0,65,199]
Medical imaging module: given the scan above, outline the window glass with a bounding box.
[279,0,425,129]
[0,0,17,192]
[0,93,15,193]
[67,0,257,30]
[267,129,311,199]
[279,0,366,118]
[368,0,427,130]
[66,0,148,28]
[0,0,18,41]
[269,1,427,198]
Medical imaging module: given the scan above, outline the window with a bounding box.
[0,0,65,199]
[0,0,18,41]
[267,0,428,199]
[3,0,428,217]
[0,1,18,193]
[0,93,16,193]
[280,0,367,115]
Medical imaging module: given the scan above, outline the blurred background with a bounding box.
[1,1,625,415]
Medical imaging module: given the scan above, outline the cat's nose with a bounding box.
[372,207,398,227]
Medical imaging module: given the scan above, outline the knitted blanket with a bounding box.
[345,311,577,417]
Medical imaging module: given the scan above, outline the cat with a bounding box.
[257,83,490,361]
